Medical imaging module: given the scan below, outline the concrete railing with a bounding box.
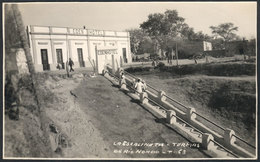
[105,68,256,158]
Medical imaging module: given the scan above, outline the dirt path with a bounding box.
[73,75,208,158]
[41,74,116,158]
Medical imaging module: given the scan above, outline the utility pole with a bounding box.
[66,34,70,77]
[176,42,179,66]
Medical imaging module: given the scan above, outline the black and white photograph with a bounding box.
[3,1,257,160]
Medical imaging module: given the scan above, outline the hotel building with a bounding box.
[27,25,132,72]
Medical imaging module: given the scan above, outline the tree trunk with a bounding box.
[10,5,53,156]
[11,4,35,74]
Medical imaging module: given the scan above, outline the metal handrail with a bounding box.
[146,84,160,93]
[146,97,204,135]
[164,94,188,110]
[124,71,159,93]
[232,134,256,149]
[106,71,120,82]
[124,71,137,79]
[209,139,239,158]
[127,84,141,95]
[192,111,226,131]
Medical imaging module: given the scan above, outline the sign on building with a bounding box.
[203,41,212,51]
[96,46,118,74]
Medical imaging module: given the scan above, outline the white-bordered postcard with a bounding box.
[2,1,257,160]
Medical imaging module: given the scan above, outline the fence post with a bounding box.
[117,67,124,78]
[224,129,236,145]
[102,69,108,75]
[166,110,176,124]
[157,90,166,102]
[202,133,214,150]
[186,107,196,122]
[140,92,148,104]
[119,81,127,90]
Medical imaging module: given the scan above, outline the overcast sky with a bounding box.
[16,2,257,39]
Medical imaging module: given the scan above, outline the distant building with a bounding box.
[178,40,212,53]
[203,41,213,51]
[27,25,132,72]
[177,40,212,58]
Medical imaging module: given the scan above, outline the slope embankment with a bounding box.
[127,62,256,147]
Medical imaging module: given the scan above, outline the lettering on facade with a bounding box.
[72,28,84,35]
[97,49,118,55]
[88,30,104,36]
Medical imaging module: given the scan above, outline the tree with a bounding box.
[247,38,256,57]
[210,23,238,42]
[126,29,147,55]
[9,4,35,74]
[140,10,187,56]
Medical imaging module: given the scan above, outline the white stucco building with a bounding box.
[27,25,132,72]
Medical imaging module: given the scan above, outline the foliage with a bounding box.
[247,38,256,56]
[126,29,147,54]
[157,62,165,68]
[210,23,238,42]
[139,9,210,58]
[140,10,188,54]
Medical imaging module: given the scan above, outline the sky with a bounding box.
[14,2,257,39]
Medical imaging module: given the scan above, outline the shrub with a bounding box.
[157,62,165,68]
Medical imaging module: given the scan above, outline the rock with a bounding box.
[54,146,62,155]
[8,103,19,120]
[49,123,59,134]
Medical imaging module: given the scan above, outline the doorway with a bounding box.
[122,48,127,63]
[41,49,50,71]
[56,49,64,69]
[77,48,85,67]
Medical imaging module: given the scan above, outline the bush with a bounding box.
[157,62,165,69]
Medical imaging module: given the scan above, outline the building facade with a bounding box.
[27,25,132,72]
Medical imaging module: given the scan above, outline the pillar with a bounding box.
[157,90,166,102]
[117,67,124,78]
[186,107,196,121]
[224,129,236,145]
[140,92,148,104]
[112,54,115,74]
[202,133,215,150]
[120,82,127,90]
[166,110,176,124]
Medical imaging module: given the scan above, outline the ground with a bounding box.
[132,69,256,152]
[35,71,209,158]
[4,56,256,158]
